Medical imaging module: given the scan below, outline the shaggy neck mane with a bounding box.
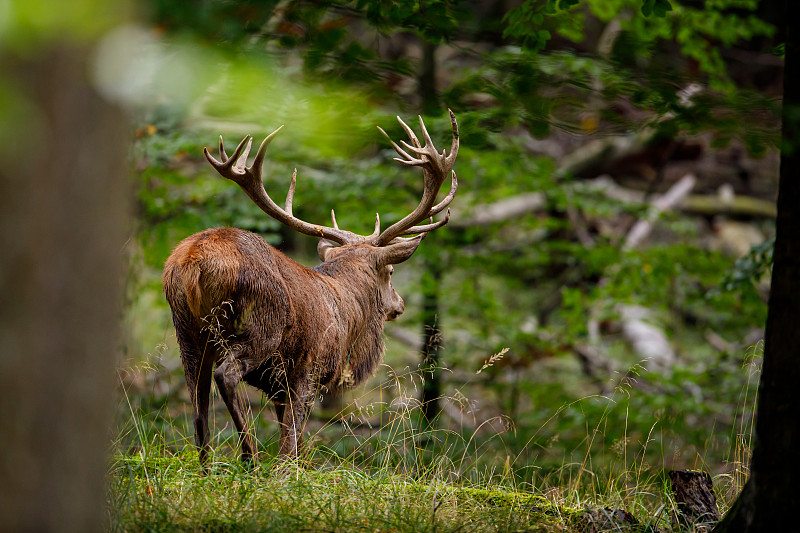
[314,256,386,386]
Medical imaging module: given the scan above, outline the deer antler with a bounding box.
[204,112,458,249]
[373,109,459,246]
[204,126,365,245]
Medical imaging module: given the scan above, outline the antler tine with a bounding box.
[428,170,458,217]
[285,168,297,216]
[407,209,451,235]
[234,137,253,173]
[371,213,381,238]
[417,115,435,154]
[396,115,422,148]
[377,126,417,163]
[218,135,228,162]
[251,125,283,177]
[206,135,251,169]
[446,108,459,167]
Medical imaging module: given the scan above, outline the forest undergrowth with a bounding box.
[107,344,761,532]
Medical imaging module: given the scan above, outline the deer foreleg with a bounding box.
[278,376,314,457]
[214,356,258,461]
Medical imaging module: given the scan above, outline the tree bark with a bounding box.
[0,45,128,532]
[669,470,719,530]
[419,40,439,116]
[420,254,443,427]
[714,2,800,529]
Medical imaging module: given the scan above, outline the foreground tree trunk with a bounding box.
[714,2,800,529]
[0,37,128,533]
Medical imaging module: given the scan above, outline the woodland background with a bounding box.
[0,0,786,531]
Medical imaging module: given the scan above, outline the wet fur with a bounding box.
[163,227,394,462]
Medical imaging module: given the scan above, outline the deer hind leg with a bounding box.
[214,352,260,462]
[175,328,215,467]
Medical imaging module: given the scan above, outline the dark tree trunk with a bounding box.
[0,44,128,531]
[714,2,800,529]
[420,256,443,426]
[419,40,440,116]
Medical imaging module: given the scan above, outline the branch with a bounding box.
[586,176,776,219]
[451,193,546,228]
[681,194,776,218]
[624,173,696,250]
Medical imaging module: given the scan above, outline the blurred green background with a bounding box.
[15,0,778,500]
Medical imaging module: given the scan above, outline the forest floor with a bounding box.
[106,447,701,532]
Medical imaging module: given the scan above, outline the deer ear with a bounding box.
[377,234,425,265]
[318,239,337,261]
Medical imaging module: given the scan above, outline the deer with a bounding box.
[162,111,459,465]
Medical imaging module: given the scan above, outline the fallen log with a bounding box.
[586,176,776,219]
[681,194,776,218]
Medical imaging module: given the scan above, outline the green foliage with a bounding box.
[143,0,281,43]
[504,0,775,94]
[357,0,464,43]
[719,237,774,293]
[503,2,554,53]
[121,4,776,528]
[640,0,673,17]
[0,0,128,48]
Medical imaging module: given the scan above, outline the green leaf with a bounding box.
[642,0,673,18]
[653,0,673,17]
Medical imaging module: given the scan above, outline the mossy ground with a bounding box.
[107,452,594,532]
[108,449,689,532]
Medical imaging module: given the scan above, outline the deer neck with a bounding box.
[314,260,386,386]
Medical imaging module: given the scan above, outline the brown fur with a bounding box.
[163,227,414,463]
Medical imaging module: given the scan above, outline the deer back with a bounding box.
[163,227,388,390]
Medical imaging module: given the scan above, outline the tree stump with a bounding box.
[669,470,720,530]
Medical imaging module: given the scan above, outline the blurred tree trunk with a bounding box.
[0,42,128,532]
[420,257,443,426]
[714,2,799,530]
[419,40,439,116]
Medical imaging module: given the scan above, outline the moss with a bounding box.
[455,486,551,508]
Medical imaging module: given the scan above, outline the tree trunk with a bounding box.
[420,256,443,427]
[714,2,800,529]
[419,40,439,116]
[0,44,128,532]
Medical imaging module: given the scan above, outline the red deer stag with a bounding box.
[163,111,459,464]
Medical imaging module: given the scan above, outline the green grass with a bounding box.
[108,342,761,532]
[108,396,685,532]
[107,450,596,532]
